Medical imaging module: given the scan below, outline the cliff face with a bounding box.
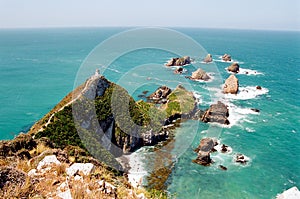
[32,74,197,159]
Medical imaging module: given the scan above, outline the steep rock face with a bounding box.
[203,54,213,63]
[201,101,230,125]
[227,62,240,73]
[223,74,239,94]
[188,68,210,81]
[166,56,191,66]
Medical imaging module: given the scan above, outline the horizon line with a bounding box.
[0,25,299,32]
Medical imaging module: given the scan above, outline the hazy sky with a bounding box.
[0,0,299,30]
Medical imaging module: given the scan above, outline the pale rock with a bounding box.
[74,175,83,181]
[37,155,61,171]
[66,163,95,176]
[28,169,37,177]
[276,186,300,199]
[57,189,72,199]
[105,181,116,194]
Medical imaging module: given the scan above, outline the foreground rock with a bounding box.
[166,56,191,66]
[276,186,300,199]
[227,62,240,73]
[222,54,232,61]
[187,68,210,81]
[223,74,239,94]
[203,54,213,63]
[201,101,230,125]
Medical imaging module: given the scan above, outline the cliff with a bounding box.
[0,73,196,198]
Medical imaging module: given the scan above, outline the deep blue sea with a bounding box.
[0,27,299,198]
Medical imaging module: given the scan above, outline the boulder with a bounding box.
[66,163,95,176]
[203,54,213,63]
[227,62,240,73]
[223,74,239,94]
[174,67,183,74]
[188,68,210,81]
[222,54,231,61]
[235,154,249,164]
[37,155,61,171]
[201,101,230,125]
[256,85,262,90]
[221,144,229,153]
[276,186,300,199]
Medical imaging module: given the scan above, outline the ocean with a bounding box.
[0,27,299,198]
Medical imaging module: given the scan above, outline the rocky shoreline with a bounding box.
[0,51,273,198]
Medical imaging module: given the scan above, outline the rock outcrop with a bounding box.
[235,154,249,164]
[222,54,231,61]
[223,74,239,94]
[187,68,210,81]
[203,54,213,63]
[174,67,183,74]
[201,101,230,125]
[166,56,191,66]
[227,62,240,73]
[148,86,172,104]
[193,138,217,166]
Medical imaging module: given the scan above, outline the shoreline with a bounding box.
[116,149,148,188]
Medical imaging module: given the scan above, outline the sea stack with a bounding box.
[227,62,240,73]
[203,54,213,63]
[222,54,232,62]
[166,56,191,66]
[223,74,239,94]
[188,68,210,81]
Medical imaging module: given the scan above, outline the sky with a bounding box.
[0,0,299,31]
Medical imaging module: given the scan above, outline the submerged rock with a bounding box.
[203,54,213,63]
[201,101,230,125]
[219,165,227,170]
[227,62,240,73]
[223,74,239,94]
[222,54,232,61]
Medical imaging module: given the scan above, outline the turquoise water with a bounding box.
[0,28,299,198]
